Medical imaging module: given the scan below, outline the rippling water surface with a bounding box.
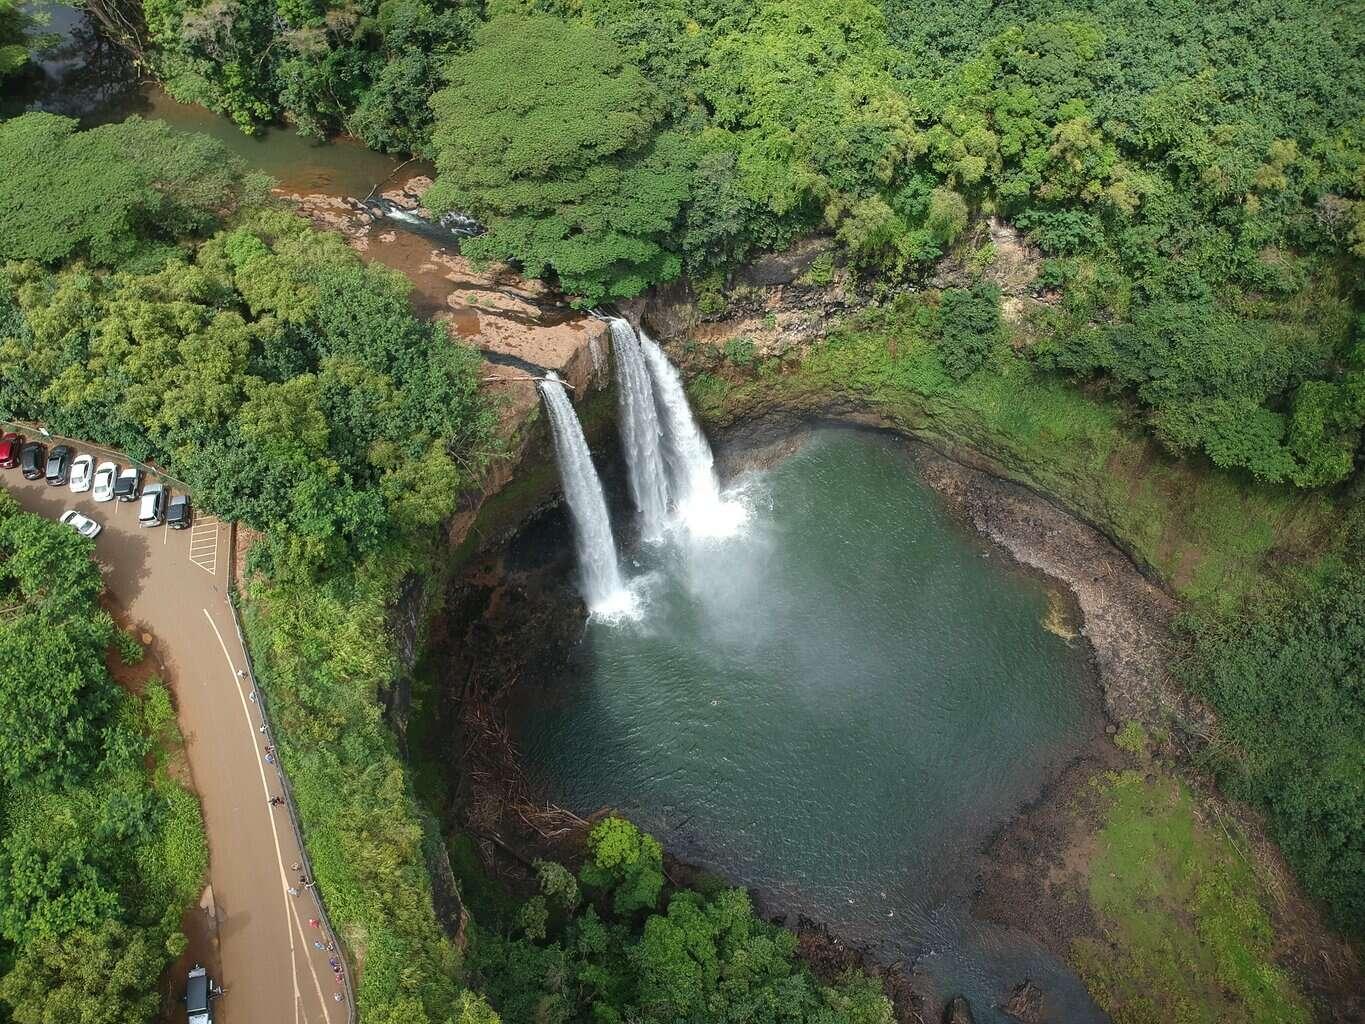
[516,428,1109,1021]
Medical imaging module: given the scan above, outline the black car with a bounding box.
[45,444,73,485]
[167,493,192,530]
[19,441,46,480]
[114,466,143,502]
[184,963,220,1024]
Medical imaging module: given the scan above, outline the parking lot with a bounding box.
[1,433,347,1024]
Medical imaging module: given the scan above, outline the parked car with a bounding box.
[19,442,45,480]
[58,510,102,539]
[93,461,117,502]
[45,444,72,485]
[68,454,94,493]
[138,483,165,527]
[0,432,22,469]
[114,466,142,502]
[167,493,193,530]
[184,963,219,1024]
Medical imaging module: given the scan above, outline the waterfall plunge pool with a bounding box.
[507,426,1110,1023]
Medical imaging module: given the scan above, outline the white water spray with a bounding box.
[638,328,749,539]
[609,318,670,541]
[537,373,634,615]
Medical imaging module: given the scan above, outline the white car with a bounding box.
[68,454,94,493]
[93,461,117,502]
[59,510,102,539]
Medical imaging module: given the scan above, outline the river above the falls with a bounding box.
[8,3,413,195]
[512,427,1109,1022]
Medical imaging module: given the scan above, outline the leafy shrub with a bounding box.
[936,283,1003,380]
[1114,721,1148,756]
[722,337,758,367]
[580,817,664,915]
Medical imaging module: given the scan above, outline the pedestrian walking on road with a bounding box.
[314,941,326,951]
[248,689,257,702]
[334,993,343,1003]
[292,862,302,872]
[265,752,275,765]
[237,669,246,679]
[287,886,300,896]
[269,796,284,807]
[308,917,320,928]
[329,958,340,971]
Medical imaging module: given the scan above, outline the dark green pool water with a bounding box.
[515,428,1107,1020]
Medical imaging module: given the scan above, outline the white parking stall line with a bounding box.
[189,517,220,575]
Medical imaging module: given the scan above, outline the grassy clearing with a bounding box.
[1073,770,1309,1024]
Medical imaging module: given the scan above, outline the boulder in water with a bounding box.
[1002,980,1043,1022]
[943,995,976,1024]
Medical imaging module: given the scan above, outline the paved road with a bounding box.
[3,449,348,1024]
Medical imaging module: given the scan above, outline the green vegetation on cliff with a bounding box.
[465,817,893,1024]
[0,491,207,1024]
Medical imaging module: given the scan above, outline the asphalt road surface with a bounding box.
[3,448,348,1024]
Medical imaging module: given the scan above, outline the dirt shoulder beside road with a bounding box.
[2,442,348,1024]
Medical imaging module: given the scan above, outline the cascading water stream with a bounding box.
[638,328,748,538]
[609,317,670,541]
[536,373,631,614]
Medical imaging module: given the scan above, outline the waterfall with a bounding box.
[638,328,748,539]
[537,373,630,613]
[609,317,670,541]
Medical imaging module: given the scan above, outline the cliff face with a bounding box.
[288,175,616,743]
[287,171,613,562]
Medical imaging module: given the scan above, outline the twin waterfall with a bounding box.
[537,372,627,608]
[537,318,742,616]
[609,319,670,542]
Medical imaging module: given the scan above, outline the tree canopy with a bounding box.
[426,14,693,304]
[467,817,894,1024]
[1,196,494,578]
[0,113,268,269]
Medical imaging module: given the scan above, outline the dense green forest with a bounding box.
[114,0,1365,485]
[1,0,1363,1020]
[0,490,207,1022]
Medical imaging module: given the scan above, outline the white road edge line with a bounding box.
[204,608,333,1024]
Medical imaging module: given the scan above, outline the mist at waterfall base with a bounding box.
[513,429,1108,1023]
